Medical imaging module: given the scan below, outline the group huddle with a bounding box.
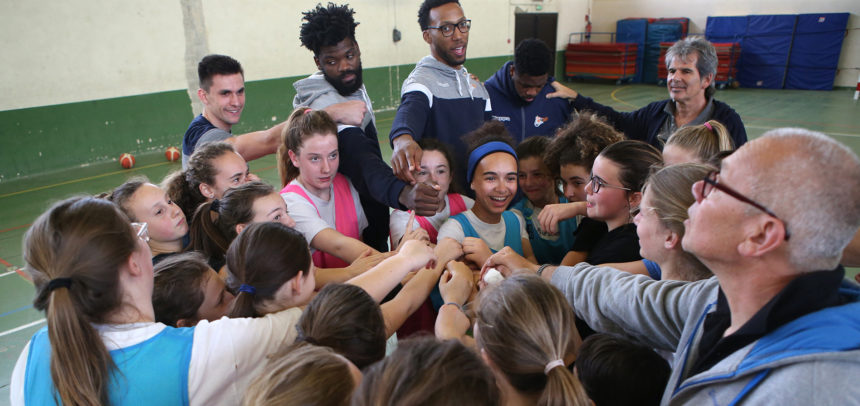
[11,0,860,405]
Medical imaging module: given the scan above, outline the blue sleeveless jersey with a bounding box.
[25,325,194,405]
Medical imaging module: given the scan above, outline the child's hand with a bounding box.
[397,211,430,250]
[347,249,394,277]
[435,237,464,264]
[398,239,436,270]
[439,261,474,306]
[537,202,585,235]
[462,237,492,269]
[481,246,539,277]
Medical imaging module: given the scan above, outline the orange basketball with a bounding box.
[120,153,136,169]
[165,146,180,162]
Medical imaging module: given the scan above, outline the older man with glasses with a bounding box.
[389,0,492,195]
[484,128,860,404]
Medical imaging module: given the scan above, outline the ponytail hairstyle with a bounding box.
[418,137,463,194]
[277,107,339,187]
[189,181,274,267]
[226,222,311,318]
[643,163,714,281]
[544,112,624,177]
[297,283,387,369]
[598,140,664,198]
[163,141,237,220]
[105,176,149,221]
[475,274,590,406]
[353,336,499,406]
[25,197,138,406]
[665,119,734,163]
[242,342,355,406]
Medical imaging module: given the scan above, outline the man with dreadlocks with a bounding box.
[295,3,442,252]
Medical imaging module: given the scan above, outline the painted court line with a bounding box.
[0,161,169,199]
[609,86,639,109]
[0,270,18,278]
[0,319,45,338]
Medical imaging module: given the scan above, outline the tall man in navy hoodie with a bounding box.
[389,0,492,191]
[295,3,442,252]
[486,38,573,143]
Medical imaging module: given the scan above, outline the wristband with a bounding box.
[537,264,551,277]
[444,302,464,312]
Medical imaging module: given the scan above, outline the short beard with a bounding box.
[325,63,364,96]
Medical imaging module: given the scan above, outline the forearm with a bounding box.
[434,303,471,344]
[381,265,445,336]
[233,122,284,161]
[347,255,415,302]
[312,267,354,289]
[337,127,408,208]
[312,230,378,264]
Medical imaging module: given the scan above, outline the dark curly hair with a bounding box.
[514,38,552,77]
[543,112,624,177]
[417,0,460,30]
[299,3,359,56]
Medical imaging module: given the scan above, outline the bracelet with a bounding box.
[537,264,551,276]
[444,302,464,312]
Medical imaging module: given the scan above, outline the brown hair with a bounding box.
[643,163,715,281]
[475,274,589,406]
[188,181,274,267]
[598,140,663,194]
[25,197,137,405]
[152,251,211,327]
[243,341,355,406]
[163,141,237,220]
[352,336,499,406]
[277,107,339,187]
[105,176,149,221]
[418,137,463,194]
[297,283,386,369]
[226,222,311,318]
[665,119,734,163]
[544,112,624,176]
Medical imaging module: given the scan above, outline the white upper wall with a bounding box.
[590,0,860,87]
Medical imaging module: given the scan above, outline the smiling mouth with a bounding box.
[452,46,465,56]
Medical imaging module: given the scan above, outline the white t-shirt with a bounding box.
[281,178,368,253]
[389,194,474,244]
[437,209,528,252]
[11,307,303,406]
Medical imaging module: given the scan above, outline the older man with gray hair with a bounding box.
[550,37,747,150]
[484,128,860,404]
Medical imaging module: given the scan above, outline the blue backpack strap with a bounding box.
[451,213,480,239]
[501,211,524,255]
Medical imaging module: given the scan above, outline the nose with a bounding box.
[321,158,331,174]
[284,213,297,228]
[585,179,595,195]
[338,59,350,73]
[633,210,642,225]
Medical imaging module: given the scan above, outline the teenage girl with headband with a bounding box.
[11,197,303,406]
[437,121,537,269]
[164,141,259,220]
[662,119,733,165]
[279,107,379,268]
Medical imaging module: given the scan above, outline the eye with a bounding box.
[417,170,428,177]
[155,209,163,216]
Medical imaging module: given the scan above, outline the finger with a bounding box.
[405,211,415,235]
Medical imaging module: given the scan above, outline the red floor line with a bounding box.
[0,223,31,234]
[0,256,12,267]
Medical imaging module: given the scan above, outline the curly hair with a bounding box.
[417,0,460,30]
[543,112,624,177]
[299,3,359,56]
[514,38,552,77]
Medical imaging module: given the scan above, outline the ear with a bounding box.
[199,183,216,199]
[313,56,321,71]
[288,149,300,169]
[702,73,715,89]
[422,30,431,45]
[235,223,247,235]
[197,88,208,105]
[628,191,643,210]
[290,270,306,295]
[176,318,196,328]
[509,65,515,78]
[664,230,681,250]
[737,217,785,257]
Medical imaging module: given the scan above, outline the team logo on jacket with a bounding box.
[534,116,548,127]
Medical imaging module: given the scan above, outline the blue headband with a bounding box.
[238,284,257,295]
[466,141,518,184]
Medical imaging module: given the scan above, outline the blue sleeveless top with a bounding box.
[450,210,523,255]
[25,325,194,405]
[510,196,577,264]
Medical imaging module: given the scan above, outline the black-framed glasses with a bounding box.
[587,174,631,194]
[701,171,791,240]
[426,20,471,37]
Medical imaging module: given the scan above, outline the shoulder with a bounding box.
[711,99,742,119]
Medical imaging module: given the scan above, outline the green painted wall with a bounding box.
[0,54,515,182]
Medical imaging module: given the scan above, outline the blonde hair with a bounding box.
[277,107,338,187]
[665,120,733,163]
[242,342,354,406]
[643,163,715,281]
[476,274,590,406]
[25,197,137,405]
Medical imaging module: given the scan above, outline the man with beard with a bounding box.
[548,37,747,150]
[294,3,442,252]
[389,0,492,193]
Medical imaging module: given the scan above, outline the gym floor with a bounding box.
[1,81,858,403]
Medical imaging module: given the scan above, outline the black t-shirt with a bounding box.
[585,223,641,265]
[570,217,608,253]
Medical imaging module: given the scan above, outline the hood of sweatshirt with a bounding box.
[293,72,375,131]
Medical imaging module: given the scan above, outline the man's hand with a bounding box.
[323,100,366,126]
[399,182,442,217]
[391,134,423,184]
[546,81,579,100]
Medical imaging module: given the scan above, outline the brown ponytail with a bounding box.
[26,197,137,406]
[163,141,237,219]
[277,107,338,187]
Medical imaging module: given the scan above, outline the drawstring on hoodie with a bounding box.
[459,67,475,100]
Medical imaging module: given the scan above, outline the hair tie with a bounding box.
[303,108,313,115]
[703,121,713,131]
[46,278,73,292]
[544,359,565,375]
[210,199,221,212]
[238,284,256,295]
[466,141,518,184]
